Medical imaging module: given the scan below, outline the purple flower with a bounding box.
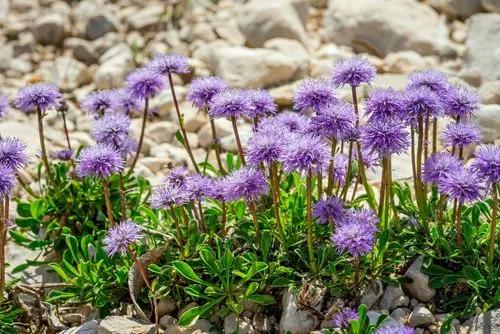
[103,220,144,256]
[441,122,481,149]
[147,53,190,75]
[164,166,190,188]
[15,83,61,113]
[0,95,9,118]
[53,149,73,161]
[187,76,228,109]
[206,177,227,202]
[247,89,277,118]
[76,144,125,179]
[151,185,190,208]
[111,89,142,115]
[375,325,415,334]
[81,90,115,117]
[0,166,15,198]
[341,208,378,233]
[443,85,480,119]
[406,70,449,96]
[471,145,500,185]
[331,57,376,87]
[185,174,211,201]
[313,196,347,224]
[360,120,410,157]
[259,112,310,135]
[331,220,376,258]
[310,103,356,140]
[223,167,268,203]
[247,131,287,166]
[332,153,349,186]
[331,307,358,329]
[403,87,442,122]
[0,138,28,171]
[438,168,484,203]
[92,113,131,149]
[126,68,165,100]
[209,89,252,119]
[364,88,405,122]
[281,134,331,174]
[294,78,337,112]
[422,152,462,185]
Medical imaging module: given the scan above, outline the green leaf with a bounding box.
[178,297,223,327]
[199,249,220,274]
[245,282,259,296]
[30,200,46,219]
[246,294,275,305]
[66,235,80,263]
[49,263,70,281]
[175,130,185,146]
[462,265,483,281]
[172,261,205,285]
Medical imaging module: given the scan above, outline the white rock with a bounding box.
[172,102,208,133]
[140,157,164,173]
[224,314,255,334]
[0,44,13,71]
[322,0,449,57]
[198,119,234,148]
[50,57,91,91]
[32,13,67,45]
[391,308,411,324]
[60,320,99,334]
[94,44,133,89]
[482,0,500,12]
[213,20,246,46]
[404,256,436,303]
[164,319,212,334]
[465,308,500,334]
[97,316,155,334]
[269,80,302,108]
[383,51,437,73]
[0,120,40,155]
[429,0,483,19]
[475,104,500,143]
[360,280,384,309]
[126,4,163,32]
[263,38,310,78]
[379,285,410,311]
[150,87,186,118]
[367,311,400,327]
[409,306,435,327]
[220,124,251,153]
[479,81,500,104]
[147,121,177,144]
[279,289,320,334]
[0,0,8,19]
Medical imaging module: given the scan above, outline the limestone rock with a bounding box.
[50,57,91,91]
[475,104,500,142]
[224,314,255,334]
[382,51,437,74]
[164,319,212,334]
[125,4,163,32]
[94,44,133,89]
[465,308,500,334]
[429,0,483,19]
[360,280,384,309]
[409,306,435,327]
[379,285,410,311]
[60,320,98,334]
[264,38,310,78]
[279,289,320,334]
[33,13,67,45]
[404,256,436,303]
[97,316,155,334]
[479,81,500,104]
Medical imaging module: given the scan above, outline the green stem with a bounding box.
[387,157,399,223]
[36,106,54,184]
[231,116,246,166]
[432,117,437,154]
[488,184,497,266]
[103,180,115,227]
[170,206,183,246]
[306,170,317,274]
[209,117,226,175]
[454,200,462,250]
[356,144,377,211]
[248,200,261,248]
[130,98,149,173]
[221,202,227,237]
[0,199,5,300]
[327,140,337,195]
[270,163,285,243]
[118,173,128,220]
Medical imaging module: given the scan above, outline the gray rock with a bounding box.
[164,319,212,334]
[279,289,320,334]
[479,81,500,104]
[238,0,308,47]
[379,285,410,311]
[97,316,155,334]
[403,256,436,303]
[12,32,35,56]
[322,0,449,57]
[464,14,500,82]
[263,38,310,78]
[213,20,246,46]
[198,119,233,148]
[429,0,483,19]
[50,57,91,91]
[458,68,482,87]
[148,121,177,144]
[253,314,271,332]
[482,0,500,12]
[126,4,163,32]
[65,38,98,65]
[465,309,500,334]
[85,14,118,40]
[475,104,500,142]
[224,314,255,334]
[367,311,400,327]
[62,313,84,325]
[94,44,133,89]
[60,320,99,334]
[157,297,176,318]
[382,51,437,74]
[159,315,176,329]
[32,13,67,45]
[360,280,384,309]
[391,308,411,325]
[0,44,13,71]
[409,306,435,327]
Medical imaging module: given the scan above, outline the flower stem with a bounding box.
[221,202,227,237]
[454,200,462,250]
[378,158,387,220]
[103,180,115,227]
[432,117,437,154]
[118,173,128,220]
[327,140,337,195]
[437,193,446,234]
[488,183,498,266]
[270,163,285,243]
[354,258,360,292]
[306,170,317,274]
[180,207,190,236]
[341,141,354,201]
[248,200,261,248]
[170,206,183,246]
[36,106,54,185]
[356,144,377,211]
[168,72,199,173]
[130,98,149,173]
[208,116,226,175]
[197,200,205,233]
[316,172,323,198]
[387,157,399,222]
[231,116,246,165]
[0,198,5,300]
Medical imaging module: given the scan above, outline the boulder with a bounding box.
[464,14,500,82]
[94,44,133,90]
[264,38,310,78]
[360,280,383,309]
[429,0,483,19]
[379,285,410,311]
[475,104,500,142]
[32,13,67,45]
[65,38,98,65]
[382,51,437,74]
[97,316,155,334]
[279,289,320,334]
[125,4,163,32]
[403,256,435,303]
[408,306,435,327]
[390,308,412,324]
[465,308,500,334]
[322,0,449,57]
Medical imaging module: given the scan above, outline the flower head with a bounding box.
[118,137,138,158]
[76,144,125,179]
[247,89,277,118]
[185,174,211,201]
[81,90,115,117]
[15,83,61,113]
[0,166,16,198]
[471,145,500,185]
[294,78,337,112]
[111,89,142,115]
[0,95,9,118]
[403,87,442,121]
[0,138,28,171]
[164,166,190,188]
[53,149,73,161]
[375,325,415,334]
[361,120,409,157]
[103,220,143,256]
[341,208,378,233]
[187,76,228,109]
[332,153,349,186]
[422,152,462,185]
[443,85,480,119]
[313,196,347,224]
[441,122,481,149]
[209,89,252,119]
[147,53,190,75]
[151,185,190,208]
[364,88,405,122]
[126,68,165,100]
[331,57,376,87]
[223,167,268,203]
[92,113,131,149]
[438,168,483,203]
[331,220,376,258]
[310,103,356,140]
[206,177,227,202]
[259,112,310,135]
[247,131,287,166]
[281,134,331,173]
[406,70,449,96]
[331,307,358,329]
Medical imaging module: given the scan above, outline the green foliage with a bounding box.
[0,300,23,334]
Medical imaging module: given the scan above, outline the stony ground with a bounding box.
[1,0,500,333]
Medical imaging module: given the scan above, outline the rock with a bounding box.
[12,32,35,56]
[32,13,67,45]
[94,44,133,89]
[379,285,410,311]
[464,14,500,82]
[269,80,302,107]
[224,314,255,334]
[382,51,437,73]
[238,0,308,47]
[60,320,99,334]
[253,314,271,332]
[157,297,176,318]
[0,0,8,19]
[458,68,482,87]
[298,280,327,312]
[148,121,177,144]
[66,38,98,65]
[97,316,155,334]
[279,289,320,334]
[409,306,435,327]
[263,38,310,78]
[150,87,186,118]
[50,57,91,91]
[391,308,411,325]
[164,319,212,334]
[0,121,40,155]
[172,102,207,133]
[182,22,217,43]
[62,313,84,325]
[322,0,449,57]
[221,124,252,153]
[206,46,298,88]
[429,0,483,19]
[367,311,400,327]
[481,0,500,12]
[126,4,163,32]
[0,44,13,71]
[403,256,436,303]
[213,20,246,46]
[159,315,176,329]
[479,81,500,104]
[360,280,384,309]
[365,74,407,94]
[198,119,233,148]
[475,105,500,142]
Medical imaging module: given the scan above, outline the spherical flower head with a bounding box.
[294,78,337,113]
[281,134,331,174]
[439,168,484,203]
[187,76,228,109]
[103,220,144,257]
[206,177,226,202]
[403,87,442,121]
[0,137,28,171]
[126,68,165,100]
[151,184,190,208]
[247,89,277,118]
[375,325,415,334]
[331,57,376,87]
[259,112,310,135]
[0,95,9,119]
[364,88,405,122]
[313,196,347,224]
[76,144,125,179]
[443,85,480,119]
[247,131,287,166]
[15,83,61,113]
[441,122,481,149]
[164,166,190,188]
[81,90,115,117]
[331,307,358,329]
[0,166,16,198]
[209,89,252,119]
[422,152,462,185]
[361,120,409,157]
[185,174,211,201]
[331,221,375,258]
[223,167,268,203]
[341,208,379,233]
[92,112,131,149]
[147,53,190,75]
[333,153,349,186]
[310,103,356,140]
[118,137,138,158]
[111,89,142,115]
[53,149,73,161]
[471,145,500,185]
[406,70,449,96]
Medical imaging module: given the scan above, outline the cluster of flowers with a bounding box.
[330,307,414,333]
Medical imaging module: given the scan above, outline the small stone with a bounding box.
[482,0,500,12]
[59,320,99,334]
[269,81,302,107]
[379,285,410,311]
[409,306,435,327]
[360,280,383,309]
[224,314,255,334]
[125,4,163,32]
[456,325,470,334]
[475,105,500,142]
[159,315,176,329]
[382,51,437,73]
[279,289,320,334]
[164,319,212,334]
[62,313,84,325]
[404,256,436,303]
[253,314,271,332]
[157,297,176,317]
[198,119,233,149]
[391,308,411,325]
[33,13,67,45]
[148,121,177,144]
[50,57,91,91]
[479,81,500,104]
[84,13,118,40]
[465,308,500,334]
[458,68,482,87]
[97,316,155,334]
[65,38,98,65]
[367,311,400,327]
